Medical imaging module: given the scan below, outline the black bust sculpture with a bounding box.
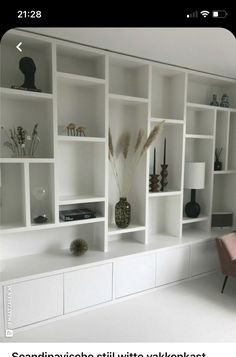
[12,57,41,92]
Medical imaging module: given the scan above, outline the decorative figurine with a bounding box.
[210,94,219,106]
[70,239,88,256]
[66,123,76,136]
[149,148,160,192]
[160,138,168,191]
[220,94,229,107]
[11,57,41,92]
[76,126,86,136]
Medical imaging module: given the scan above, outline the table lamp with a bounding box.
[184,162,205,218]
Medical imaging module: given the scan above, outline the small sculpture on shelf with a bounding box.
[210,94,219,106]
[76,126,86,136]
[66,123,76,136]
[220,94,229,108]
[214,147,223,171]
[149,148,160,192]
[70,239,88,256]
[1,124,40,157]
[11,57,41,92]
[66,124,86,136]
[160,138,168,191]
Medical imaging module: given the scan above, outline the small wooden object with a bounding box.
[66,123,76,136]
[76,126,86,136]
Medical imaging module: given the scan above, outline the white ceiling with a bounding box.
[23,28,236,78]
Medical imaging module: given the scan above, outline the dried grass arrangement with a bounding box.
[109,121,164,197]
[1,124,40,157]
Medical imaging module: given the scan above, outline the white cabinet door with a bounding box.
[156,246,190,286]
[64,263,113,313]
[191,240,219,276]
[115,254,156,298]
[4,275,63,329]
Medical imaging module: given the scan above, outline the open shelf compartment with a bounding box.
[0,163,26,230]
[151,66,185,119]
[186,106,214,136]
[228,113,236,170]
[109,57,149,98]
[187,73,236,108]
[148,195,182,239]
[0,96,54,158]
[57,79,105,138]
[149,121,184,192]
[1,31,52,93]
[56,44,105,79]
[58,141,105,199]
[29,163,55,225]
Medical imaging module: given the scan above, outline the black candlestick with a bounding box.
[163,138,166,165]
[153,148,156,175]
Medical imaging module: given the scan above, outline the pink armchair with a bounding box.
[216,232,236,293]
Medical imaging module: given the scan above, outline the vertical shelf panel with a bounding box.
[215,111,229,171]
[228,113,236,170]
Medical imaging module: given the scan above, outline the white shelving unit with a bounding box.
[0,29,236,337]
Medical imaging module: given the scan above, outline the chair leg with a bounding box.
[221,275,228,294]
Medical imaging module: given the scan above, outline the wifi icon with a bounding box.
[200,10,210,17]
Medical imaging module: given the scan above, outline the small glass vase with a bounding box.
[115,197,131,228]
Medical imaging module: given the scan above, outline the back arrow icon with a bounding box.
[16,42,22,52]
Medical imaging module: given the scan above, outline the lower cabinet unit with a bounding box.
[156,246,190,286]
[4,275,63,330]
[115,253,156,298]
[191,240,219,276]
[64,263,113,313]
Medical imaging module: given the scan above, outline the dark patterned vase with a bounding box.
[115,197,131,228]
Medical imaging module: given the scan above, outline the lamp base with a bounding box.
[185,189,201,218]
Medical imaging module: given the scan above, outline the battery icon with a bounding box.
[212,10,228,18]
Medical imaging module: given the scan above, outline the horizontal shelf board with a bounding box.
[59,195,105,205]
[58,135,105,143]
[150,118,184,124]
[108,224,146,236]
[185,134,214,139]
[57,72,105,86]
[0,158,55,164]
[0,223,27,234]
[29,222,56,231]
[59,216,105,227]
[1,228,230,284]
[0,87,53,101]
[109,93,148,104]
[187,102,236,112]
[213,170,236,175]
[149,190,181,198]
[182,215,209,224]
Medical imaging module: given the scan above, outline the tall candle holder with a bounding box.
[149,148,160,192]
[160,138,168,191]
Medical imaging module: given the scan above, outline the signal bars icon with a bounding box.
[187,11,198,18]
